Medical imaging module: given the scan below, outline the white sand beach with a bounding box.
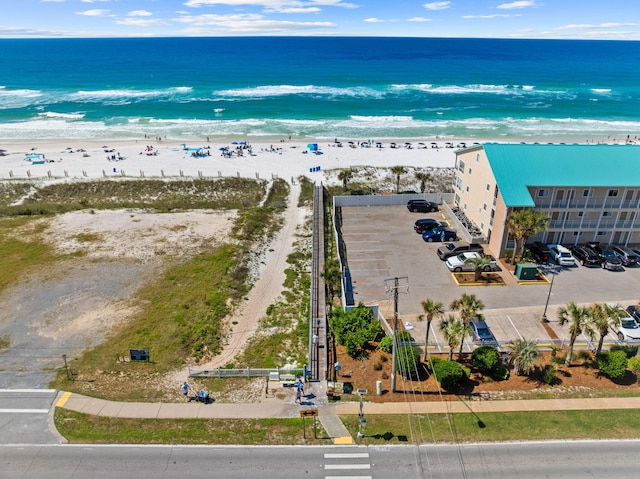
[0,137,466,186]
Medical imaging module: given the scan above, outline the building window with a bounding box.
[572,232,583,236]
[578,211,586,217]
[458,160,465,173]
[537,189,549,197]
[456,177,463,190]
[602,211,612,217]
[608,189,619,197]
[597,231,607,236]
[455,194,460,204]
[466,186,469,193]
[486,183,490,191]
[490,209,495,219]
[483,203,487,211]
[583,189,593,197]
[468,168,472,175]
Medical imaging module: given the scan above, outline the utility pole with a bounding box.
[386,276,408,393]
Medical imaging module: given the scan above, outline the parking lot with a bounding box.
[340,204,640,349]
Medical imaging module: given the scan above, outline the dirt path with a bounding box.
[178,183,303,378]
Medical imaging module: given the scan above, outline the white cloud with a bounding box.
[116,18,168,27]
[75,9,111,16]
[463,14,520,19]
[184,0,356,8]
[556,22,638,31]
[264,7,322,13]
[173,12,335,32]
[409,17,432,22]
[364,18,384,23]
[128,10,153,17]
[497,1,539,9]
[423,1,450,10]
[81,0,111,3]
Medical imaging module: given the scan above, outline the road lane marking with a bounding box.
[325,476,372,479]
[56,391,72,408]
[324,453,369,459]
[325,464,371,469]
[0,409,49,414]
[506,315,523,340]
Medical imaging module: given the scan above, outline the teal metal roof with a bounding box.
[482,144,640,207]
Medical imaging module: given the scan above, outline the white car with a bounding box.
[445,252,496,272]
[610,309,640,342]
[548,244,576,266]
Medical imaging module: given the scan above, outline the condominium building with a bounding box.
[453,144,640,257]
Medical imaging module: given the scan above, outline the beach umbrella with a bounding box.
[218,147,228,151]
[231,141,238,145]
[239,141,246,145]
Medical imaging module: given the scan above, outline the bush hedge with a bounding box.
[596,350,628,379]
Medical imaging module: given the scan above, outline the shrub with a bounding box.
[396,345,421,378]
[610,344,638,359]
[425,356,445,374]
[431,359,470,391]
[596,350,628,379]
[492,364,510,381]
[542,364,556,385]
[379,336,393,353]
[627,356,640,375]
[551,354,565,365]
[373,359,383,371]
[471,346,500,373]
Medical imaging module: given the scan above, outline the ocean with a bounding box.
[0,37,639,142]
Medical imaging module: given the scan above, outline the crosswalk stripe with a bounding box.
[324,453,369,459]
[325,464,371,470]
[0,409,49,414]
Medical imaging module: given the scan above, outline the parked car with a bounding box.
[470,319,498,345]
[414,218,447,234]
[407,199,438,213]
[422,227,457,243]
[611,245,639,267]
[548,244,576,266]
[527,242,552,263]
[610,307,640,342]
[569,245,601,267]
[626,305,640,323]
[445,252,497,272]
[437,241,484,260]
[589,242,623,270]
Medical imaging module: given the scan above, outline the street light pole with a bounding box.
[541,265,557,322]
[390,277,400,393]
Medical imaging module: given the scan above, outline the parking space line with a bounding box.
[506,315,523,340]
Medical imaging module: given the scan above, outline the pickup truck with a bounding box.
[548,244,576,266]
[445,252,497,272]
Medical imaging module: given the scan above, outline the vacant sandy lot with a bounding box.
[0,208,238,388]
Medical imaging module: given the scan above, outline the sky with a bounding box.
[1,0,639,40]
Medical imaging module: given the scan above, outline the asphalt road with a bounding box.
[0,389,62,445]
[4,441,640,478]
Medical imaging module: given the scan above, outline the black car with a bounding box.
[626,305,640,323]
[414,218,447,234]
[407,199,438,213]
[589,242,623,270]
[570,245,601,267]
[611,245,639,267]
[527,242,551,263]
[436,241,484,260]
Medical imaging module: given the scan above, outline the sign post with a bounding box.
[357,389,367,439]
[300,409,318,439]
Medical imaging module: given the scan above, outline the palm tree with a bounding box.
[505,209,549,262]
[337,168,354,192]
[390,166,407,193]
[321,259,342,313]
[558,301,594,366]
[467,256,492,282]
[414,171,432,194]
[509,338,540,376]
[450,293,484,325]
[418,298,444,361]
[589,302,627,354]
[439,314,464,361]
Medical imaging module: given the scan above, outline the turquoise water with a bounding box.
[0,37,639,141]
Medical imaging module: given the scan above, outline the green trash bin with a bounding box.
[515,263,538,280]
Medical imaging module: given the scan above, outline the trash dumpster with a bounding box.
[515,263,538,280]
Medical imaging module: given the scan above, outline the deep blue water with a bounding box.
[0,37,639,141]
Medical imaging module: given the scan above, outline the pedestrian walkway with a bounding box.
[54,389,640,445]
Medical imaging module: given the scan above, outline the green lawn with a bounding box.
[341,409,640,444]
